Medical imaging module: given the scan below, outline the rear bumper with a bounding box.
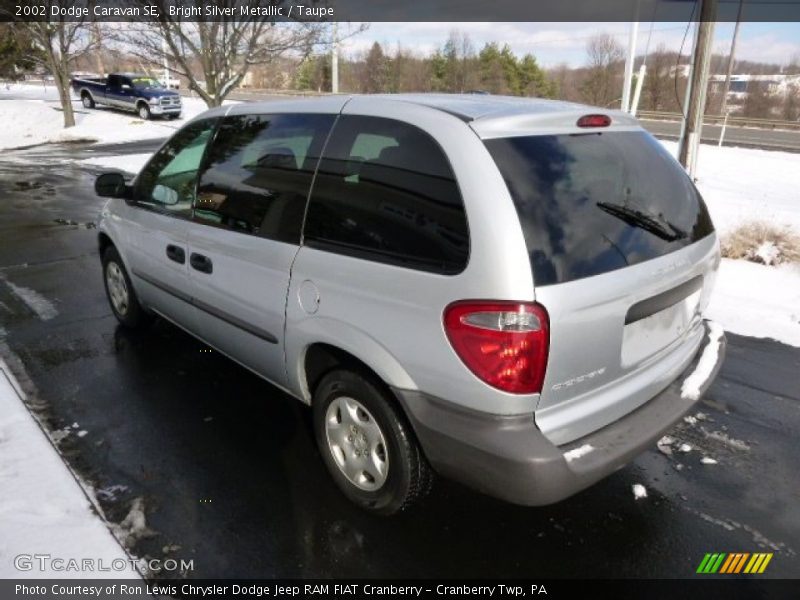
[393,320,726,506]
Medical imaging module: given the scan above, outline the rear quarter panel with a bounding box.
[284,98,540,415]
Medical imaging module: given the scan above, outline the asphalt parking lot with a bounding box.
[0,141,798,579]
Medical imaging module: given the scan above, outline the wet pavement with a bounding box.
[0,142,799,579]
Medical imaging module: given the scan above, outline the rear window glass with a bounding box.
[484,131,714,286]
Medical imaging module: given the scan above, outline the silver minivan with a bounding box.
[95,94,726,514]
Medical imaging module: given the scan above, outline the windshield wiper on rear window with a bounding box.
[596,201,687,242]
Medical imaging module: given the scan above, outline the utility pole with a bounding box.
[331,22,339,94]
[677,0,718,177]
[720,0,745,115]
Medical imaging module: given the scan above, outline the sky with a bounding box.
[337,22,800,68]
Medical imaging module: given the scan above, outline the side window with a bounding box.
[134,118,218,218]
[304,116,469,274]
[194,113,334,244]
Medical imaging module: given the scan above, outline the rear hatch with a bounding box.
[482,124,719,446]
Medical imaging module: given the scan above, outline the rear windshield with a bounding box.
[484,131,714,286]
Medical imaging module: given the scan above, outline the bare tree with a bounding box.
[17,5,95,128]
[781,81,799,121]
[742,81,778,118]
[113,2,345,107]
[580,33,625,107]
[643,44,673,112]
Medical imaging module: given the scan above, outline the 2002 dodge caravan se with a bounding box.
[95,94,726,515]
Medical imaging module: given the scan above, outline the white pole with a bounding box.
[718,110,729,146]
[162,37,170,88]
[622,20,639,112]
[331,22,339,94]
[631,63,646,116]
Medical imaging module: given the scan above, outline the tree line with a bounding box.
[1,18,798,129]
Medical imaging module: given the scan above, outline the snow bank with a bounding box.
[706,259,800,347]
[681,321,726,400]
[0,357,134,578]
[81,153,153,175]
[0,84,220,151]
[660,140,800,235]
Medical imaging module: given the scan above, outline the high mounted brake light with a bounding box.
[577,114,611,128]
[444,301,550,394]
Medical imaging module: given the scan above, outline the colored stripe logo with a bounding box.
[696,553,773,574]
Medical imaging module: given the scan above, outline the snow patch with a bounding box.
[683,415,698,425]
[678,443,692,453]
[706,259,800,347]
[632,484,648,500]
[0,356,133,577]
[753,241,781,266]
[657,435,675,455]
[1,276,58,321]
[660,140,800,234]
[563,444,594,462]
[0,85,234,151]
[96,484,129,502]
[701,457,718,465]
[681,322,725,400]
[703,428,751,451]
[111,497,156,547]
[81,153,152,175]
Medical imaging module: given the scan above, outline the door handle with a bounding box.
[166,244,185,264]
[190,253,213,274]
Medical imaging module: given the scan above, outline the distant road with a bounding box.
[640,118,800,153]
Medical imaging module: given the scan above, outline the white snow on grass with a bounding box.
[660,140,800,235]
[81,153,153,175]
[681,321,726,400]
[706,259,800,347]
[0,83,222,151]
[0,357,135,578]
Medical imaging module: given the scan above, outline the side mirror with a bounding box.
[95,172,128,198]
[152,184,179,205]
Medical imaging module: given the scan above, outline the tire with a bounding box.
[101,246,152,329]
[137,103,151,120]
[313,369,432,515]
[82,93,95,109]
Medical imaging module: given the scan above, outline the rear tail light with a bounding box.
[576,114,611,128]
[444,301,549,394]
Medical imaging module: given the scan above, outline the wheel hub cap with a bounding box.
[106,262,129,316]
[325,397,389,491]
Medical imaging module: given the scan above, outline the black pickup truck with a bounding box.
[71,73,182,120]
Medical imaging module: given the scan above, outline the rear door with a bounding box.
[124,117,219,331]
[185,112,336,388]
[483,130,719,445]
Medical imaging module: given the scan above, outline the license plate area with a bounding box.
[622,288,702,367]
